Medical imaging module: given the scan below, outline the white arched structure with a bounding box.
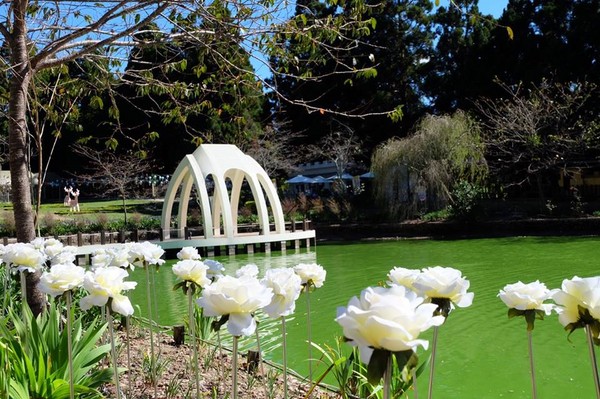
[161,144,314,251]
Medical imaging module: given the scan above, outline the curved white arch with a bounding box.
[161,144,286,240]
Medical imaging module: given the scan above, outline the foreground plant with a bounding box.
[336,285,445,399]
[197,274,273,399]
[553,276,600,399]
[39,263,86,399]
[294,262,326,384]
[411,266,474,399]
[498,280,557,399]
[172,256,211,399]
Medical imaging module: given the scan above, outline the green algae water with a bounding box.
[128,236,600,398]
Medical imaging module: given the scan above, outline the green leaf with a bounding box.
[393,349,417,371]
[367,348,390,385]
[524,310,536,331]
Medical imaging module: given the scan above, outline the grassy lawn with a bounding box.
[1,198,163,222]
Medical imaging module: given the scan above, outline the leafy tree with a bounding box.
[270,0,430,153]
[0,0,376,314]
[371,111,487,219]
[477,80,599,206]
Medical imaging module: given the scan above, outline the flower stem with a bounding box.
[527,329,538,399]
[144,265,157,398]
[107,307,122,399]
[306,285,313,385]
[384,353,392,399]
[125,316,131,399]
[585,324,600,399]
[188,289,201,398]
[66,291,74,399]
[427,325,439,399]
[282,317,289,399]
[19,271,27,319]
[412,367,419,399]
[232,336,239,399]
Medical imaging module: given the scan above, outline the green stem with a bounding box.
[384,353,392,399]
[427,325,439,399]
[66,292,74,399]
[306,285,313,385]
[188,288,201,398]
[282,317,288,399]
[144,264,157,398]
[19,271,27,320]
[585,324,600,399]
[107,307,122,399]
[412,367,419,399]
[527,329,538,399]
[233,336,239,399]
[125,316,131,399]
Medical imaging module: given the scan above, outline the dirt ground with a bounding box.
[102,327,338,399]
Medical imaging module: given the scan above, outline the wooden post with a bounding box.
[77,232,83,247]
[100,231,106,245]
[173,325,185,346]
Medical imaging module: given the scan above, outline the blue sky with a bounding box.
[438,0,509,17]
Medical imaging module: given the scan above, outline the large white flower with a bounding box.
[43,238,64,259]
[236,263,259,278]
[91,249,112,270]
[196,275,273,336]
[388,267,421,289]
[38,263,85,297]
[107,246,133,269]
[553,276,600,327]
[172,259,211,288]
[177,246,201,261]
[412,266,474,311]
[293,263,326,288]
[261,268,302,318]
[336,285,445,364]
[3,242,47,273]
[49,248,76,266]
[499,280,557,314]
[128,241,165,267]
[80,266,138,316]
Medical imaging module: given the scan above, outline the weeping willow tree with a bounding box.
[372,111,488,219]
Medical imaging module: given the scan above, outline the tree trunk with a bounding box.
[8,1,46,315]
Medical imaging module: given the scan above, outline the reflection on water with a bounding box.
[130,237,600,398]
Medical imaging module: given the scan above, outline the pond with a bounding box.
[128,236,600,398]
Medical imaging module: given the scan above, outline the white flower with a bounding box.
[498,280,557,314]
[204,259,225,280]
[236,263,259,278]
[177,246,201,260]
[261,268,302,318]
[412,266,474,310]
[38,263,85,297]
[43,238,64,258]
[50,248,76,266]
[388,267,421,289]
[294,263,326,288]
[128,241,165,267]
[336,285,445,364]
[91,250,112,270]
[80,266,138,316]
[196,275,273,336]
[553,276,600,327]
[172,259,210,288]
[3,242,47,273]
[107,246,132,269]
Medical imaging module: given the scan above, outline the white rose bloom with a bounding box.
[553,276,600,327]
[413,266,474,309]
[80,266,138,316]
[107,247,132,269]
[236,263,259,278]
[196,275,273,336]
[30,237,46,251]
[91,251,112,270]
[43,239,64,258]
[172,259,211,288]
[204,259,225,280]
[4,242,47,273]
[336,285,445,364]
[39,263,85,297]
[388,267,421,289]
[498,280,557,314]
[128,241,165,267]
[261,268,302,318]
[50,249,76,266]
[177,246,201,260]
[293,263,326,288]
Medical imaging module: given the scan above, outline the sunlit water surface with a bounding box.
[128,236,600,398]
